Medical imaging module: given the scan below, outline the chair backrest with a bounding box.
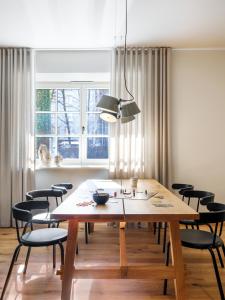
[171,184,194,198]
[207,202,225,236]
[12,201,49,242]
[172,183,194,191]
[52,183,73,190]
[198,209,225,246]
[26,189,63,200]
[51,185,68,195]
[207,202,225,212]
[199,210,225,224]
[182,190,214,211]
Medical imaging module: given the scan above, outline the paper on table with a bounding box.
[86,179,121,193]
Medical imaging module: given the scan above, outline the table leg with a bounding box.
[169,221,186,300]
[119,222,127,277]
[61,220,78,300]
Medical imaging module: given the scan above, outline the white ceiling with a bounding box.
[1,0,225,49]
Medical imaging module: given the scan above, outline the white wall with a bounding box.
[171,50,225,203]
[36,50,111,73]
[35,167,109,196]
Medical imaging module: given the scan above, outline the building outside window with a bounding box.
[35,83,110,166]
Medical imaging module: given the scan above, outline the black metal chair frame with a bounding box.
[154,184,194,253]
[0,201,67,300]
[163,204,225,300]
[51,183,73,197]
[181,190,215,213]
[26,189,64,208]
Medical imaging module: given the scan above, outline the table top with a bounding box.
[51,179,199,222]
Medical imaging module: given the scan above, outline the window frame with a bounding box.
[35,81,110,167]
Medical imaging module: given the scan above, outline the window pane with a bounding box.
[58,137,79,159]
[36,137,55,159]
[36,89,56,111]
[87,113,108,135]
[57,89,80,112]
[87,137,108,159]
[36,113,56,134]
[57,113,80,135]
[87,89,109,112]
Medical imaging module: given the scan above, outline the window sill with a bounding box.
[35,164,109,170]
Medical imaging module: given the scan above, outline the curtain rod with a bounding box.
[172,48,225,51]
[35,47,112,51]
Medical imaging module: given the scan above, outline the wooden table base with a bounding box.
[59,220,186,300]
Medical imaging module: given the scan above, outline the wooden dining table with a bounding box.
[51,179,199,300]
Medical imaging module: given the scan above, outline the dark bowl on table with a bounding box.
[93,193,109,205]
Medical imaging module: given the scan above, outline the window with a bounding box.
[35,83,109,165]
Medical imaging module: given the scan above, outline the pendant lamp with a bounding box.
[96,0,141,123]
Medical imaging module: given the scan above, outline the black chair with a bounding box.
[164,205,225,299]
[27,189,63,207]
[172,183,194,200]
[180,190,215,228]
[26,189,64,225]
[207,202,225,266]
[155,183,194,252]
[51,183,74,200]
[26,189,67,263]
[172,183,194,190]
[52,182,73,192]
[0,201,67,300]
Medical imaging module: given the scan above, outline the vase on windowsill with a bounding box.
[54,154,63,167]
[38,144,52,167]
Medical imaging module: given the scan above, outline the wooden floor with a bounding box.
[0,223,224,300]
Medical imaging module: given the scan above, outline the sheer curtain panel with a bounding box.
[109,47,171,186]
[0,48,34,227]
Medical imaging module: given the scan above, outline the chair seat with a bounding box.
[180,219,197,226]
[21,228,67,246]
[180,229,223,249]
[32,213,63,224]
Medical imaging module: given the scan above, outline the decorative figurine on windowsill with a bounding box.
[38,144,51,166]
[54,154,63,167]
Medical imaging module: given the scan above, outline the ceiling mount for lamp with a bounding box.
[96,0,141,124]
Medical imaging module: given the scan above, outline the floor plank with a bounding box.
[0,223,224,299]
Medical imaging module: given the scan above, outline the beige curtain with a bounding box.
[109,47,171,186]
[0,48,35,227]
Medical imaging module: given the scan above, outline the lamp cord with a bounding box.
[123,0,134,102]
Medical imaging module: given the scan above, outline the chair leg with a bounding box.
[216,248,224,268]
[209,248,225,300]
[221,244,225,258]
[0,244,22,300]
[15,246,21,262]
[53,245,56,268]
[153,222,156,235]
[23,247,31,274]
[88,222,91,234]
[163,223,167,253]
[58,242,64,266]
[157,222,161,244]
[163,241,171,295]
[76,244,79,255]
[85,222,88,244]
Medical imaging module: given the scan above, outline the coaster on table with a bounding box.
[76,200,94,207]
